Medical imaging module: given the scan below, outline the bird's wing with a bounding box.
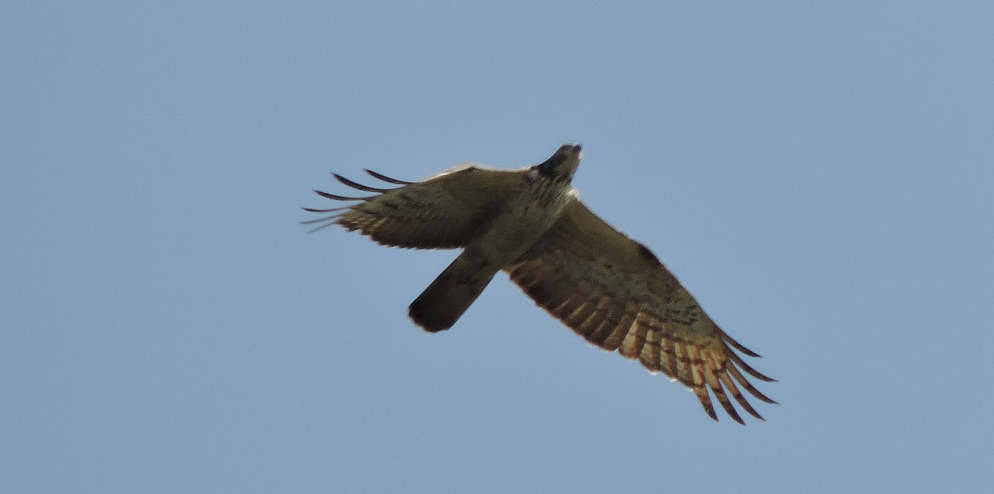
[303,164,525,249]
[505,201,776,423]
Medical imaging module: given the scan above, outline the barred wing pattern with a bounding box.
[505,201,776,423]
[303,164,524,249]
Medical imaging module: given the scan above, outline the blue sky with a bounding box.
[2,1,992,492]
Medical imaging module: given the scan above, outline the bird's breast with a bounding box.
[468,178,574,268]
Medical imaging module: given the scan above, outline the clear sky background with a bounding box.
[2,2,992,493]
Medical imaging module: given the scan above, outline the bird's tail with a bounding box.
[409,253,497,332]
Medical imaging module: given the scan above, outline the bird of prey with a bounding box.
[303,144,775,423]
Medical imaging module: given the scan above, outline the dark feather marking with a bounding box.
[365,169,414,185]
[301,205,350,213]
[551,296,583,318]
[566,302,598,328]
[726,365,778,404]
[720,373,764,420]
[586,308,622,344]
[583,302,624,346]
[694,387,719,422]
[720,330,762,358]
[523,280,554,303]
[314,189,373,202]
[599,312,634,351]
[725,350,776,382]
[636,242,662,267]
[300,213,345,233]
[710,382,745,424]
[639,329,663,372]
[300,213,343,225]
[660,337,678,378]
[333,173,395,193]
[576,302,613,339]
[581,317,613,345]
[619,319,650,360]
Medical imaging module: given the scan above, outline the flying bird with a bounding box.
[303,144,776,423]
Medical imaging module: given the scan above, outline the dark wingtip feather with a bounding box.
[333,173,394,193]
[299,214,342,225]
[721,374,766,421]
[748,387,779,405]
[314,189,374,202]
[695,387,720,422]
[719,329,763,358]
[301,205,350,213]
[299,215,342,233]
[726,351,776,383]
[712,387,746,425]
[365,169,414,185]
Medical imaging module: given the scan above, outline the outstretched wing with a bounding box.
[505,201,776,424]
[303,164,525,249]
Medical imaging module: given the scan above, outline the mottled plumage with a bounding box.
[303,144,776,423]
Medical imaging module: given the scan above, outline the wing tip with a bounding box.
[332,173,395,194]
[365,169,414,185]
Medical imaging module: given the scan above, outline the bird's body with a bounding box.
[410,171,576,331]
[411,152,580,331]
[304,144,776,423]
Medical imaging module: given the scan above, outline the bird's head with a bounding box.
[534,144,582,182]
